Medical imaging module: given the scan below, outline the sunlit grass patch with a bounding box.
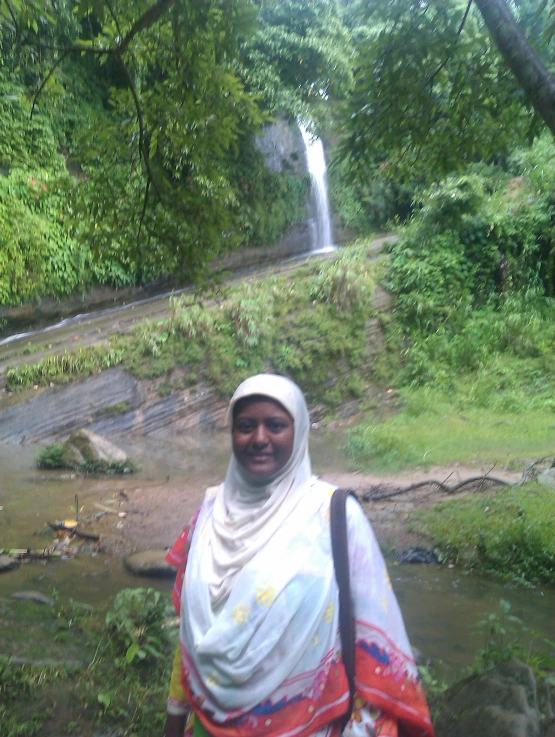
[347,389,555,471]
[412,484,555,585]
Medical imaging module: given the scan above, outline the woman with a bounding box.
[165,374,435,737]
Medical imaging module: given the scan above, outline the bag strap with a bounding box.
[330,488,358,734]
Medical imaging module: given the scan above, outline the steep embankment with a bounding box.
[0,236,396,443]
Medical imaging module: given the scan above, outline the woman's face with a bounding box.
[232,397,295,482]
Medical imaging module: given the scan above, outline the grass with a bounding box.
[412,483,555,585]
[347,388,555,471]
[5,346,124,391]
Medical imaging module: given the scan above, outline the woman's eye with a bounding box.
[268,422,286,433]
[235,422,255,433]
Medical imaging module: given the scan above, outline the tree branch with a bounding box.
[138,176,151,240]
[427,0,473,86]
[118,0,176,53]
[362,474,512,502]
[104,0,124,41]
[114,50,161,200]
[473,0,555,136]
[30,49,71,118]
[4,0,19,36]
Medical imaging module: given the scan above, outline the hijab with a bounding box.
[207,374,312,608]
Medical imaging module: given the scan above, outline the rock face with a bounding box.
[0,554,20,573]
[255,118,306,175]
[61,429,129,468]
[434,660,547,737]
[0,369,140,443]
[123,549,177,578]
[537,468,555,490]
[0,370,229,443]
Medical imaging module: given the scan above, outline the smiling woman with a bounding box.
[232,395,295,482]
[165,374,434,737]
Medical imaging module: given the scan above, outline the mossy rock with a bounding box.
[38,429,137,474]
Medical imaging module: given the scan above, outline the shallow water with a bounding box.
[1,435,553,682]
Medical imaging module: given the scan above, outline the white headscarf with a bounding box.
[207,374,312,608]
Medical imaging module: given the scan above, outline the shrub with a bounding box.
[36,444,66,470]
[6,347,124,391]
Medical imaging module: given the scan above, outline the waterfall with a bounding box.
[299,123,335,253]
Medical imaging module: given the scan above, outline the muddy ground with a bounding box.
[104,465,523,556]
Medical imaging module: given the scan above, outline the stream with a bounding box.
[1,433,553,684]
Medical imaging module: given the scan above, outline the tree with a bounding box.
[473,0,555,137]
[339,0,555,180]
[2,0,266,281]
[238,0,354,120]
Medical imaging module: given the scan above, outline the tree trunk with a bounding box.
[473,0,555,136]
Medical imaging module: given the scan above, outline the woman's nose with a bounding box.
[252,424,269,446]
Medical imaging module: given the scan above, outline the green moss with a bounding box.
[93,401,132,418]
[36,443,66,470]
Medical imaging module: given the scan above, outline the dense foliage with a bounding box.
[339,0,547,181]
[2,0,344,305]
[3,0,555,303]
[0,589,175,737]
[416,483,555,585]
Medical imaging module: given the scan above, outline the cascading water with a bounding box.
[299,123,335,253]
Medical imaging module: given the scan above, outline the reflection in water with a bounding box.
[1,435,553,683]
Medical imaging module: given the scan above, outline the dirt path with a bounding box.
[108,464,522,556]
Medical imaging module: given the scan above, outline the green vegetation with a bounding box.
[36,442,137,475]
[121,244,380,405]
[35,443,65,470]
[6,347,124,391]
[0,0,358,306]
[0,589,175,737]
[426,598,555,726]
[7,243,382,407]
[347,388,555,472]
[473,599,555,675]
[413,484,555,585]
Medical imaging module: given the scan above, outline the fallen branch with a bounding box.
[1,548,55,560]
[518,457,551,486]
[362,474,511,502]
[448,475,512,493]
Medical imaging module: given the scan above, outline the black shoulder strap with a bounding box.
[330,488,358,734]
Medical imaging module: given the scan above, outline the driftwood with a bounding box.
[0,548,62,560]
[360,459,552,503]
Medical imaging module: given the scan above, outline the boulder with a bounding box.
[537,468,555,490]
[123,549,177,578]
[434,660,542,737]
[63,429,127,464]
[0,554,20,573]
[60,429,133,472]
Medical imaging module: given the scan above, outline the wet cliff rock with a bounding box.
[0,369,228,443]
